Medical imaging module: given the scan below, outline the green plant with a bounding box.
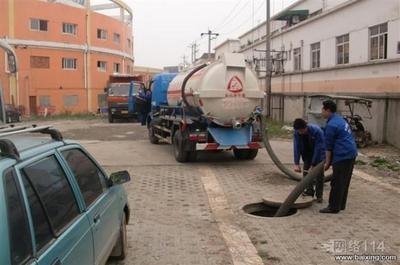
[264,118,292,139]
[370,156,400,172]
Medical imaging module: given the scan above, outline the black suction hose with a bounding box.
[274,161,325,217]
[259,114,332,182]
[181,63,208,108]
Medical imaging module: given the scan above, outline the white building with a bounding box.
[216,0,400,148]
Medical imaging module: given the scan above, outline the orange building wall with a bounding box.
[14,1,86,44]
[0,0,134,115]
[0,1,8,36]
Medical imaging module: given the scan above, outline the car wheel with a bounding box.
[110,213,127,260]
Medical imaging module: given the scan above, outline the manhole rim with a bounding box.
[241,201,300,219]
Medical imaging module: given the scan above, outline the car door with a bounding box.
[60,147,121,265]
[16,154,94,265]
[3,168,37,265]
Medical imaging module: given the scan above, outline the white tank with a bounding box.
[167,53,264,126]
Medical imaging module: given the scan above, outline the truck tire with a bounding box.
[108,113,114,123]
[187,151,197,162]
[246,149,258,160]
[173,130,188,162]
[233,149,257,160]
[148,121,159,144]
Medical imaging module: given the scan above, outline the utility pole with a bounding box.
[200,29,219,59]
[265,0,272,117]
[188,41,199,63]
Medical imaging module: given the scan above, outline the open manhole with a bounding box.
[242,202,297,217]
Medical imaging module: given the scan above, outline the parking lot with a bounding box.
[31,118,400,265]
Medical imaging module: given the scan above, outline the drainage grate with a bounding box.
[242,202,297,217]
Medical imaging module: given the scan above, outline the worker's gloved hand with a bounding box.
[293,164,301,172]
[324,163,331,171]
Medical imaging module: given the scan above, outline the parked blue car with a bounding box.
[0,125,130,265]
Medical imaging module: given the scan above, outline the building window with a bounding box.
[293,48,301,71]
[113,33,120,43]
[30,18,48,32]
[63,95,79,107]
[113,63,120,73]
[97,29,107,39]
[126,65,131,74]
[310,42,320,69]
[127,38,131,50]
[30,56,50,69]
[62,58,77,70]
[336,34,349,65]
[97,61,107,72]
[62,23,77,35]
[369,23,387,60]
[39,96,51,107]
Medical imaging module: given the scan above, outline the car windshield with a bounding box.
[108,83,143,96]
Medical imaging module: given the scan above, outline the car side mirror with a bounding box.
[109,170,131,186]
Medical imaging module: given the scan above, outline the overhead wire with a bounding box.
[219,0,265,38]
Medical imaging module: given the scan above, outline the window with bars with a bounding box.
[62,58,77,70]
[97,29,107,39]
[310,42,320,69]
[62,23,77,35]
[30,56,50,69]
[336,34,349,65]
[30,18,48,32]
[369,23,387,60]
[293,48,301,71]
[113,33,121,43]
[97,61,107,72]
[39,96,51,107]
[113,63,120,73]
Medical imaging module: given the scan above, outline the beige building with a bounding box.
[216,0,400,148]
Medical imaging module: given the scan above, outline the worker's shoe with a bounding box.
[319,207,339,214]
[302,190,314,197]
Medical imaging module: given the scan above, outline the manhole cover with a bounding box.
[242,202,297,218]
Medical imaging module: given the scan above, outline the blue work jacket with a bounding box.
[325,113,357,164]
[293,124,326,166]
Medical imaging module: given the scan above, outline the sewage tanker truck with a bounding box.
[147,53,265,162]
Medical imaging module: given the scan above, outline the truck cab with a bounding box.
[105,77,145,123]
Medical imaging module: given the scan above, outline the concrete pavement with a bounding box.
[44,120,399,265]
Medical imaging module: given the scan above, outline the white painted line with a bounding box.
[198,167,264,265]
[353,169,400,194]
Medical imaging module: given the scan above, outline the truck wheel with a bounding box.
[148,122,159,144]
[246,149,258,160]
[173,130,188,162]
[108,113,114,123]
[233,149,247,160]
[187,151,197,162]
[233,149,257,160]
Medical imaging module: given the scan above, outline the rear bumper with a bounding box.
[196,142,261,150]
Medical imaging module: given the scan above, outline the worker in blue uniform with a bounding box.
[320,100,357,214]
[138,89,152,126]
[293,118,325,202]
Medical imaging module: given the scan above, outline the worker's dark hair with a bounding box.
[293,118,307,130]
[322,99,337,113]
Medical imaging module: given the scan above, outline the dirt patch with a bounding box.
[356,144,400,184]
